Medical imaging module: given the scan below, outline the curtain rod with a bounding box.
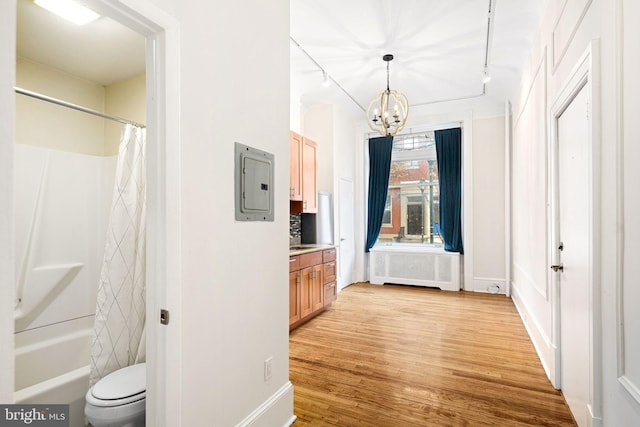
[14,86,146,129]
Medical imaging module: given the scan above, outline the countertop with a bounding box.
[289,244,335,256]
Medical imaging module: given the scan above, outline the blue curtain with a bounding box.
[435,128,464,253]
[365,135,394,252]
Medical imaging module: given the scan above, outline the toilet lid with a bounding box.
[89,363,145,406]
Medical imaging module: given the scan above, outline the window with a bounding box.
[381,195,392,227]
[377,132,443,245]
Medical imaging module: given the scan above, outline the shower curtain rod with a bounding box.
[14,86,146,129]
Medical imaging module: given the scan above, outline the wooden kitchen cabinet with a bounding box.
[289,132,317,213]
[289,271,301,324]
[322,248,337,306]
[289,131,302,201]
[302,264,323,317]
[290,248,336,330]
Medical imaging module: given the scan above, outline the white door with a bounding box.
[338,178,355,290]
[557,83,590,426]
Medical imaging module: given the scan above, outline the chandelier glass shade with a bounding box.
[366,54,408,136]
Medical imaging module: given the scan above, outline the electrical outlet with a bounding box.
[264,357,273,381]
[487,283,501,294]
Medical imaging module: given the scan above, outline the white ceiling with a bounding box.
[16,0,545,118]
[291,0,546,118]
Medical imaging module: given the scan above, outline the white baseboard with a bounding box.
[588,403,603,427]
[511,283,557,387]
[235,382,295,427]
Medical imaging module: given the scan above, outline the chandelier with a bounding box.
[366,54,408,136]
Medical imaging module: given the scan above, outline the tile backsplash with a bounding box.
[289,213,301,246]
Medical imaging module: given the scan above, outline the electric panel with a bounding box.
[235,142,274,221]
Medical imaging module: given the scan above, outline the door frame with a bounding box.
[3,1,182,425]
[549,40,602,424]
[338,177,355,290]
[87,2,182,425]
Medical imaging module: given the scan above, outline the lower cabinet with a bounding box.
[290,247,337,330]
[289,271,301,325]
[301,264,323,317]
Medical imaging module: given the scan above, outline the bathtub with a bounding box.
[14,318,94,427]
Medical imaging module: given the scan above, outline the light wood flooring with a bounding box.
[289,282,576,426]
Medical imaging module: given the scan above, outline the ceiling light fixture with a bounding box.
[366,54,408,136]
[35,0,100,26]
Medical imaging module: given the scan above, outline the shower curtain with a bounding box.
[90,125,146,386]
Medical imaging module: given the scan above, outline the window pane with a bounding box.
[392,131,435,152]
[378,158,442,244]
[381,195,392,226]
[389,159,438,186]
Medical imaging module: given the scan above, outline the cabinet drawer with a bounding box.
[324,281,337,305]
[323,261,336,283]
[323,248,336,263]
[289,256,300,272]
[299,251,323,269]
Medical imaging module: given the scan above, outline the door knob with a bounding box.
[550,264,564,272]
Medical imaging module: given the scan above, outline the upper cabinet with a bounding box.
[289,131,303,201]
[290,131,317,213]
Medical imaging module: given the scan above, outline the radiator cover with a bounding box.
[369,246,460,291]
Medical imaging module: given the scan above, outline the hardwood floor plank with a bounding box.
[290,282,576,426]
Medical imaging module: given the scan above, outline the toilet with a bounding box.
[85,363,146,427]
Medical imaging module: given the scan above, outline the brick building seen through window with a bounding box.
[378,132,443,245]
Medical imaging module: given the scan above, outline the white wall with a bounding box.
[156,1,293,426]
[352,109,507,293]
[472,116,506,292]
[615,0,640,422]
[303,104,334,193]
[16,58,146,157]
[104,74,146,155]
[16,57,106,155]
[511,0,640,425]
[0,0,16,404]
[302,103,357,286]
[2,0,293,425]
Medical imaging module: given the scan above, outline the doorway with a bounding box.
[550,41,601,426]
[3,0,181,425]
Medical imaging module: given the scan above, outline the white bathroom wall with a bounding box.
[104,74,146,155]
[13,145,115,333]
[14,57,118,337]
[16,57,106,155]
